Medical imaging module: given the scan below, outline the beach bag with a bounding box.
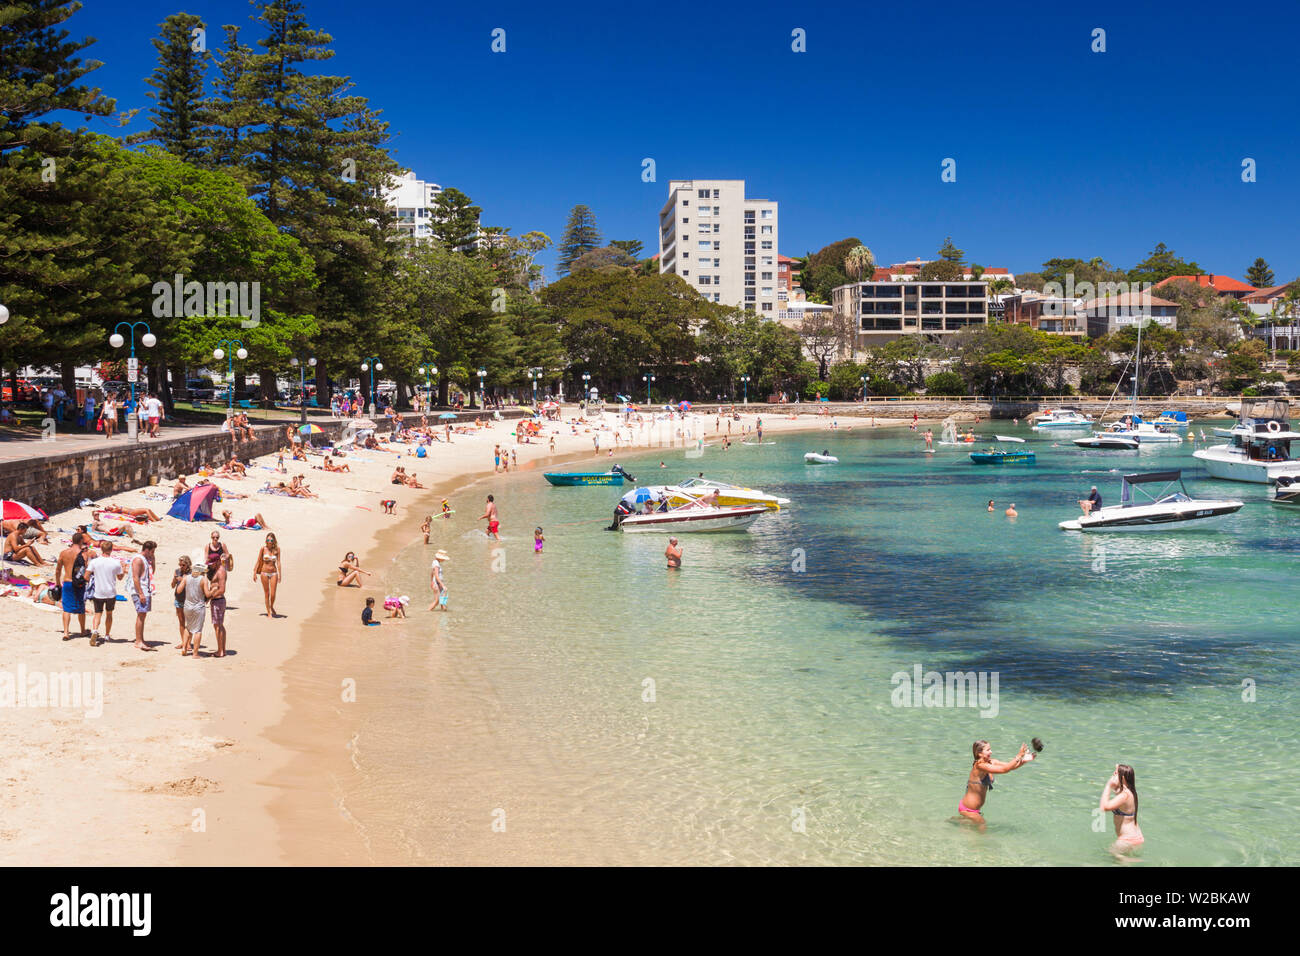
[96,417,103,432]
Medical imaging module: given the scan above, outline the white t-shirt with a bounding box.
[146,397,162,418]
[86,556,123,599]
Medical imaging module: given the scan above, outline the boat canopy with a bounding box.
[1123,470,1183,484]
[1120,470,1186,506]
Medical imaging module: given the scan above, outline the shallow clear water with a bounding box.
[339,422,1300,865]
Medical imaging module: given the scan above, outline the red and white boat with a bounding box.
[617,504,767,533]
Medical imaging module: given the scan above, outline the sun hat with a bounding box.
[435,550,450,561]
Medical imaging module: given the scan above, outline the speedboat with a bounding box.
[1152,410,1189,430]
[1059,470,1242,532]
[970,446,1035,465]
[544,464,635,486]
[1031,408,1093,431]
[1193,398,1300,483]
[617,503,767,533]
[1072,434,1139,450]
[665,476,790,510]
[1092,416,1183,444]
[1271,475,1300,506]
[805,451,838,464]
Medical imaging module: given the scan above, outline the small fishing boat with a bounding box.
[805,451,838,464]
[970,446,1035,465]
[1031,408,1093,431]
[1152,410,1189,430]
[1271,475,1300,506]
[1059,470,1242,532]
[544,464,635,486]
[1193,398,1300,483]
[994,435,1026,443]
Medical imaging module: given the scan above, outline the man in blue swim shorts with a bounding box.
[55,531,89,641]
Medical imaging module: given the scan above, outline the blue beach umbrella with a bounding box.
[439,412,457,420]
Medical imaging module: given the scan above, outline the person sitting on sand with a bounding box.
[959,739,1031,825]
[101,503,162,522]
[2,517,50,545]
[404,472,425,489]
[338,552,369,587]
[287,475,318,498]
[216,456,247,478]
[391,466,407,485]
[172,475,191,498]
[383,595,409,619]
[291,445,308,462]
[4,523,46,565]
[323,456,350,473]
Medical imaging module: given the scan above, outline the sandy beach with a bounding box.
[0,407,909,865]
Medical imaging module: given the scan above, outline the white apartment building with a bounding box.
[382,169,480,250]
[658,180,779,313]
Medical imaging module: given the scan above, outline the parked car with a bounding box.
[1,377,38,402]
[185,379,217,401]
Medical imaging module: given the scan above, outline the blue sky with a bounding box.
[72,0,1300,283]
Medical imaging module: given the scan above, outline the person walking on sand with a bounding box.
[254,532,282,618]
[209,554,229,657]
[958,739,1031,826]
[493,445,501,472]
[420,515,431,544]
[181,555,213,657]
[1100,764,1144,854]
[100,393,118,439]
[54,531,89,641]
[126,541,156,652]
[428,549,449,611]
[665,537,682,570]
[480,495,500,540]
[85,540,123,647]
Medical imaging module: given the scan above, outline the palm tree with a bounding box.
[844,244,875,283]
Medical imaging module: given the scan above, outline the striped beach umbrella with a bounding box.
[1,499,45,521]
[298,423,324,435]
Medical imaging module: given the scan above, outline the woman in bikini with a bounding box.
[205,530,233,573]
[959,739,1031,826]
[1100,764,1144,855]
[254,533,282,617]
[337,552,369,587]
[171,555,192,648]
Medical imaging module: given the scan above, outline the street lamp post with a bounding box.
[860,375,868,404]
[0,304,8,422]
[642,373,655,405]
[477,367,486,409]
[110,322,158,441]
[418,364,438,412]
[741,374,750,404]
[529,368,541,406]
[212,339,247,414]
[360,357,383,417]
[289,355,316,425]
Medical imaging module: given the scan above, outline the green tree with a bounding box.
[937,236,964,263]
[917,260,964,281]
[141,12,211,163]
[609,239,643,260]
[557,204,601,275]
[801,238,860,302]
[844,244,875,282]
[924,370,965,394]
[570,245,638,273]
[1127,242,1202,285]
[431,186,481,251]
[1246,257,1274,288]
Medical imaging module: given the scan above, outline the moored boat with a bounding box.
[970,446,1035,465]
[1058,470,1242,531]
[1072,434,1140,450]
[617,504,767,533]
[665,476,790,510]
[1271,475,1300,506]
[805,451,838,464]
[1193,398,1300,483]
[1031,408,1093,431]
[544,464,635,486]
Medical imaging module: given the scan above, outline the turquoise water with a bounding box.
[343,423,1300,865]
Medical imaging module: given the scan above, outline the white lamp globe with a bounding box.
[213,348,225,360]
[236,347,248,360]
[375,362,383,372]
[110,333,125,349]
[141,332,157,348]
[308,357,317,367]
[0,304,9,324]
[360,362,368,372]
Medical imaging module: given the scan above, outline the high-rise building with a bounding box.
[382,169,480,251]
[657,180,779,313]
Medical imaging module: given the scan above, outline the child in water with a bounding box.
[534,526,545,553]
[441,498,451,516]
[420,515,431,544]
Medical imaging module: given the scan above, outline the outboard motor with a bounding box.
[611,463,636,482]
[607,500,634,531]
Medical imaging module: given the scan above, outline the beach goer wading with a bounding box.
[429,549,449,611]
[665,537,682,570]
[480,495,499,540]
[959,739,1031,826]
[1100,763,1144,854]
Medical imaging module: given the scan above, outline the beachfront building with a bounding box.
[658,180,779,313]
[1153,274,1255,300]
[832,279,989,348]
[1241,284,1300,351]
[871,261,1015,285]
[1080,291,1180,337]
[382,169,480,251]
[1001,292,1088,338]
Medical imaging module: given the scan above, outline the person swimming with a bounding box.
[959,739,1031,824]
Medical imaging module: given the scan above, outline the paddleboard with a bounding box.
[434,510,456,518]
[741,441,776,445]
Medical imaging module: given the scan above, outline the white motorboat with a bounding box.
[1072,434,1140,450]
[1031,408,1093,431]
[617,503,767,533]
[1271,475,1300,507]
[1151,410,1189,430]
[666,476,790,510]
[805,451,838,464]
[994,435,1026,443]
[1059,470,1243,532]
[1193,399,1300,484]
[1095,416,1183,444]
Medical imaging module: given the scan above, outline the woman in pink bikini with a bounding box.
[959,739,1031,826]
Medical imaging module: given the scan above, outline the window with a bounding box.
[682,218,688,224]
[712,189,720,198]
[762,287,773,296]
[698,206,711,216]
[713,293,721,302]
[762,302,773,311]
[713,242,720,250]
[762,256,773,266]
[760,225,772,235]
[761,209,773,219]
[713,223,721,233]
[761,272,772,280]
[698,276,710,285]
[698,241,711,249]
[682,269,689,276]
[760,241,772,250]
[683,252,689,258]
[698,189,710,198]
[698,223,711,233]
[682,199,689,206]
